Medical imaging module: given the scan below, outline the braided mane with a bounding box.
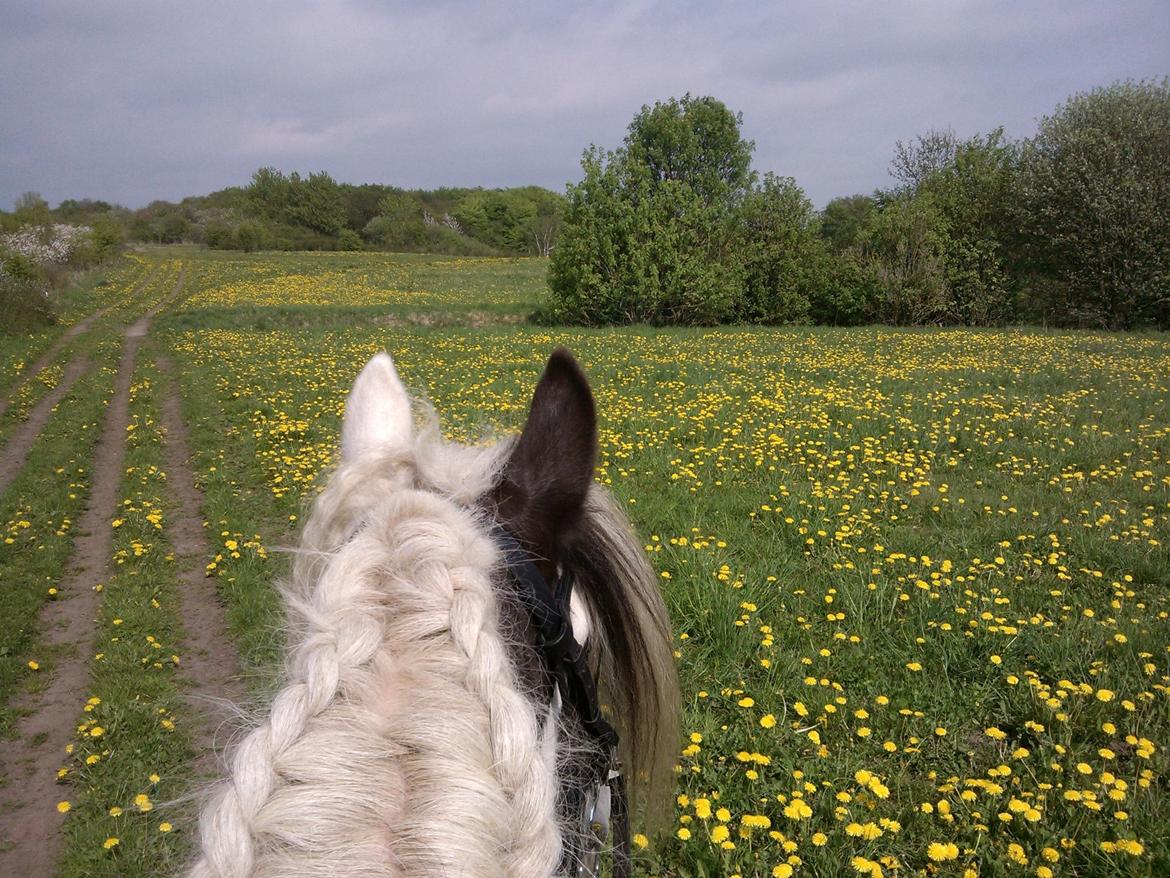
[189,352,678,877]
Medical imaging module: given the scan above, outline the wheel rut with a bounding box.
[155,352,245,765]
[0,261,163,420]
[0,264,184,878]
[0,355,89,498]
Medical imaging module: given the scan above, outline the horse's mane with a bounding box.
[189,412,678,878]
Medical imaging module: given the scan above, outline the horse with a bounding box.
[188,347,680,878]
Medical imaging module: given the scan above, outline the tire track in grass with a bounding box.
[0,262,176,497]
[0,261,162,420]
[0,356,90,498]
[0,264,184,878]
[155,351,244,761]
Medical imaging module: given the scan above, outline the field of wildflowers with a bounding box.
[161,253,1168,878]
[3,248,1166,876]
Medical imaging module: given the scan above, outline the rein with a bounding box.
[493,527,631,878]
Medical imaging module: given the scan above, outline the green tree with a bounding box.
[1018,78,1170,328]
[88,215,125,261]
[625,94,755,205]
[923,129,1020,324]
[820,195,876,253]
[454,190,537,253]
[246,167,291,220]
[286,171,346,236]
[860,193,950,325]
[736,174,824,324]
[14,192,52,234]
[547,95,753,325]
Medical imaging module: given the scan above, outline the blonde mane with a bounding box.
[189,354,678,878]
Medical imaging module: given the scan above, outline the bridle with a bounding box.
[493,527,632,878]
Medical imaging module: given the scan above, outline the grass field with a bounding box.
[1,247,1167,877]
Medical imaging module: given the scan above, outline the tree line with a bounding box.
[4,77,1166,329]
[545,80,1169,330]
[0,179,567,259]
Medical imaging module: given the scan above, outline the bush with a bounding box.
[548,96,754,325]
[0,249,53,328]
[337,229,363,251]
[859,194,949,325]
[808,254,882,326]
[233,220,268,253]
[0,248,43,284]
[1018,79,1170,329]
[735,174,828,324]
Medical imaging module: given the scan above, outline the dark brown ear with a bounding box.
[494,347,597,572]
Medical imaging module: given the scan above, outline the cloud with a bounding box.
[1,0,1166,208]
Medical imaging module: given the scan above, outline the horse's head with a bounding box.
[191,349,679,878]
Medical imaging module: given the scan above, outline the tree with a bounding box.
[625,94,755,206]
[454,190,536,253]
[923,129,1021,324]
[14,192,52,231]
[285,172,346,236]
[820,195,876,253]
[859,193,949,325]
[547,95,754,324]
[1018,78,1170,328]
[736,174,824,324]
[890,129,958,191]
[246,167,291,220]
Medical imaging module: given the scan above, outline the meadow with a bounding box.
[1,248,1167,877]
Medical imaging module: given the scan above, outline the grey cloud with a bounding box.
[1,0,1166,209]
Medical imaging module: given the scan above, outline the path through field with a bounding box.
[0,258,240,877]
[155,352,245,756]
[0,263,162,421]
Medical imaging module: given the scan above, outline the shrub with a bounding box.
[808,254,883,326]
[233,220,268,253]
[0,249,53,328]
[735,174,827,324]
[1018,78,1170,329]
[860,194,949,325]
[548,96,754,325]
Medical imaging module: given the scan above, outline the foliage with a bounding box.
[0,254,53,327]
[889,128,958,190]
[868,129,1021,326]
[735,174,825,324]
[1018,78,1170,329]
[807,253,883,326]
[232,220,268,253]
[624,94,755,205]
[246,168,346,236]
[859,193,949,325]
[549,95,775,325]
[820,195,876,254]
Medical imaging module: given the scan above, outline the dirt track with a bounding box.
[0,262,241,876]
[156,352,244,762]
[0,262,162,420]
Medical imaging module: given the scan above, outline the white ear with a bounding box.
[340,352,413,462]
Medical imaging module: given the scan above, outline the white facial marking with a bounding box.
[340,352,413,462]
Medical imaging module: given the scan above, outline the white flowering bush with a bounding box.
[0,223,92,264]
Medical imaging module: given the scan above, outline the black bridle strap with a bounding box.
[492,528,618,749]
[493,527,630,875]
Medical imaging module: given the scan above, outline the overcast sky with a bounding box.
[1,0,1166,210]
